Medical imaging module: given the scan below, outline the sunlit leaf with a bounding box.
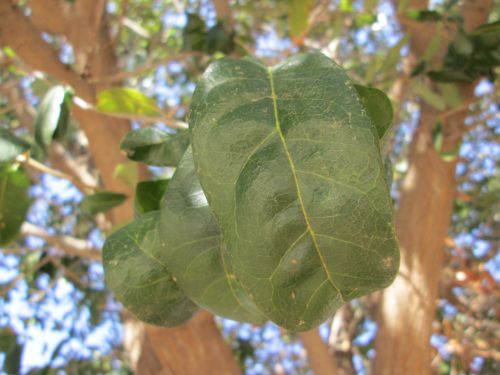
[113,161,138,188]
[0,166,30,246]
[288,0,314,44]
[97,88,162,117]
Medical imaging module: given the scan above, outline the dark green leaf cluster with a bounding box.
[415,20,500,83]
[103,53,399,331]
[429,22,500,82]
[182,13,236,55]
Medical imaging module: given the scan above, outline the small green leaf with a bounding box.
[437,83,463,108]
[411,60,427,77]
[120,128,190,166]
[34,85,73,151]
[288,0,314,42]
[159,148,266,323]
[439,146,460,162]
[113,161,138,188]
[135,179,169,215]
[452,30,473,56]
[97,88,162,117]
[103,211,199,326]
[0,167,30,246]
[340,0,353,12]
[428,69,475,83]
[470,20,500,36]
[353,14,377,28]
[432,121,443,151]
[0,128,31,164]
[354,85,393,140]
[0,329,22,375]
[412,82,447,110]
[432,121,459,161]
[81,191,127,215]
[406,9,442,22]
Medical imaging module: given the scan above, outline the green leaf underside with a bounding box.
[120,128,190,166]
[354,85,393,140]
[0,168,30,246]
[135,179,169,215]
[103,211,198,326]
[0,128,31,164]
[81,192,127,215]
[34,86,72,151]
[97,88,162,117]
[190,53,399,331]
[159,147,266,323]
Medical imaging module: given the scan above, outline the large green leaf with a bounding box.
[34,85,72,151]
[0,166,30,246]
[159,147,266,323]
[120,128,189,166]
[103,211,199,326]
[81,191,127,215]
[97,88,162,117]
[0,128,31,164]
[354,85,393,140]
[190,53,399,330]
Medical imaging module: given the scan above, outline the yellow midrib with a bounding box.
[267,66,342,299]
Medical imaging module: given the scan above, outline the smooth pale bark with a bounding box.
[0,2,241,374]
[299,330,340,375]
[373,1,492,373]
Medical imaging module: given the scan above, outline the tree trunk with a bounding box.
[0,2,241,374]
[373,1,491,373]
[373,102,465,374]
[125,311,241,375]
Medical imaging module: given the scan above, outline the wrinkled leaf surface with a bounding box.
[103,211,198,326]
[190,53,399,330]
[159,147,265,323]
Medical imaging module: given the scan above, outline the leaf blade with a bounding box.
[159,147,266,323]
[103,211,198,326]
[190,53,399,330]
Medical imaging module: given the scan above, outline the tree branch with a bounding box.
[91,51,205,84]
[16,153,98,193]
[299,329,340,375]
[20,222,101,261]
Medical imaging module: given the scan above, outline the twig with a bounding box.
[16,154,98,193]
[90,109,189,129]
[20,222,102,262]
[72,96,188,129]
[90,51,205,84]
